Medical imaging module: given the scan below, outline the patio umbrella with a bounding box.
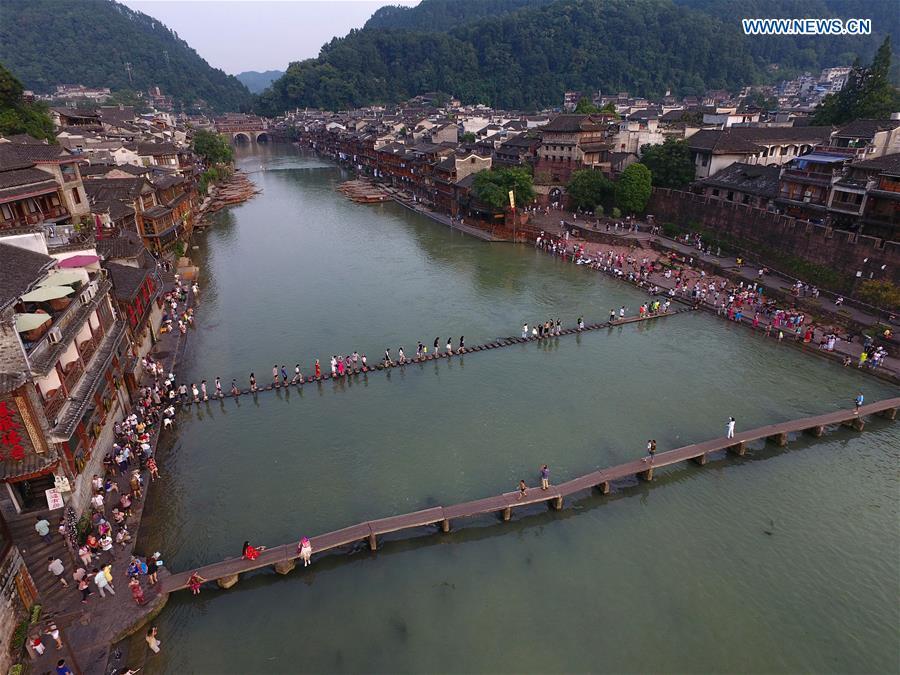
[14,313,51,332]
[20,285,75,302]
[58,254,100,269]
[37,270,84,287]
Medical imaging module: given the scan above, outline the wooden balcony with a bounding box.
[61,360,84,394]
[42,388,66,422]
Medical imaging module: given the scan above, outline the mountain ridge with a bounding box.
[0,0,252,112]
[259,0,897,114]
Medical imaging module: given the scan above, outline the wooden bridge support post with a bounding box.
[842,417,865,431]
[768,432,788,447]
[549,496,563,510]
[639,466,654,481]
[727,441,746,457]
[501,507,512,521]
[217,574,239,589]
[368,533,377,551]
[692,453,708,466]
[878,407,897,421]
[805,425,825,438]
[596,481,610,495]
[440,519,450,533]
[274,559,295,575]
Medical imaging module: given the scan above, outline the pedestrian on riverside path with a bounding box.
[540,465,550,490]
[249,373,257,392]
[517,480,528,500]
[35,517,51,543]
[726,417,736,439]
[129,577,146,606]
[46,623,62,650]
[78,575,92,604]
[146,553,160,586]
[188,571,206,594]
[56,659,73,675]
[854,392,864,414]
[30,634,45,656]
[94,565,115,596]
[48,557,68,588]
[298,536,313,567]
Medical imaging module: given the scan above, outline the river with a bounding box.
[136,145,899,674]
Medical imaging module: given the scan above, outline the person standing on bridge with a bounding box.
[643,439,657,463]
[854,391,864,414]
[188,571,206,595]
[609,309,616,323]
[619,306,626,319]
[578,316,585,329]
[726,417,736,439]
[298,536,313,567]
[517,480,528,499]
[540,465,550,490]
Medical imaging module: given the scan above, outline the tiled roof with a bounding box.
[698,161,781,198]
[84,177,153,203]
[96,230,144,260]
[851,152,900,174]
[0,242,56,311]
[91,199,136,222]
[137,141,178,156]
[0,143,73,168]
[834,119,900,140]
[541,114,605,133]
[0,166,58,191]
[104,261,152,300]
[687,126,832,154]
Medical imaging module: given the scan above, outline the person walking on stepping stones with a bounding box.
[249,373,257,392]
[281,365,288,384]
[272,365,279,386]
[315,359,321,379]
[231,379,239,396]
[578,316,585,329]
[458,336,465,354]
[446,337,453,356]
[434,337,440,356]
[522,323,528,338]
[215,377,222,398]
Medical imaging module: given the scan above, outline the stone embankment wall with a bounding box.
[647,188,900,286]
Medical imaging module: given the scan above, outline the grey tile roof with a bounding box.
[0,243,56,311]
[104,261,151,300]
[698,162,781,198]
[850,152,900,174]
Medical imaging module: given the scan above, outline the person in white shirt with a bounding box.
[726,416,736,439]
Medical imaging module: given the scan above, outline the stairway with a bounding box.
[8,511,79,611]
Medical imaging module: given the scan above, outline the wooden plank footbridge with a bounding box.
[179,307,693,401]
[162,396,900,593]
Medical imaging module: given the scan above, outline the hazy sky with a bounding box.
[121,0,419,74]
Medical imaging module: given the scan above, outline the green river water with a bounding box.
[136,145,900,674]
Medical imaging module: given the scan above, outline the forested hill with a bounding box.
[236,70,285,94]
[363,0,549,31]
[259,0,897,114]
[0,0,252,112]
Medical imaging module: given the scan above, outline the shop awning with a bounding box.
[58,254,100,268]
[37,270,84,287]
[14,313,52,332]
[20,285,74,302]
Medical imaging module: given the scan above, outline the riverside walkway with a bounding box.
[161,396,900,594]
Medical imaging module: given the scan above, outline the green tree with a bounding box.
[598,102,620,119]
[0,62,54,141]
[813,37,900,125]
[615,163,652,214]
[566,169,614,210]
[192,129,233,165]
[472,167,535,209]
[857,279,900,311]
[639,138,695,189]
[461,131,477,143]
[574,97,600,113]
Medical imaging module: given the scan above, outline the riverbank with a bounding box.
[201,170,259,218]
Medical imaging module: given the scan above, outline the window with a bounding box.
[72,188,82,204]
[701,155,708,166]
[26,198,38,213]
[1,204,12,220]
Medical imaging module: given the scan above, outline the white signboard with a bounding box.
[45,488,64,510]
